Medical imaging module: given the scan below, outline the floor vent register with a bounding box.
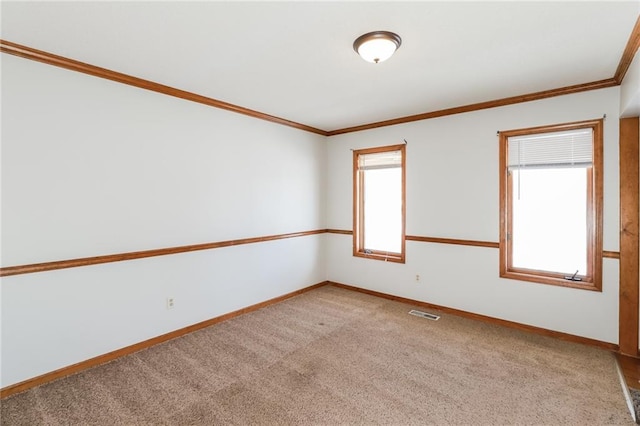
[408,309,440,321]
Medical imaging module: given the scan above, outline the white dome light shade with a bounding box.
[353,31,402,64]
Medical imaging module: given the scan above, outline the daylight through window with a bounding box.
[353,144,406,263]
[499,120,603,291]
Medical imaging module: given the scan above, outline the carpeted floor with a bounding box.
[1,285,634,425]
[630,388,640,423]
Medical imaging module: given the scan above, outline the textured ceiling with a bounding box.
[1,1,639,131]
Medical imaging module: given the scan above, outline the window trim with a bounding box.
[499,119,603,291]
[353,144,406,263]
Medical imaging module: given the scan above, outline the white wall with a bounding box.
[0,50,629,390]
[620,49,640,118]
[0,55,327,388]
[326,87,621,344]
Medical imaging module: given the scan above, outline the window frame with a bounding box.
[353,144,406,263]
[499,119,603,291]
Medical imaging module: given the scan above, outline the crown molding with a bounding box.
[3,14,637,138]
[326,79,618,135]
[0,40,329,136]
[614,15,640,84]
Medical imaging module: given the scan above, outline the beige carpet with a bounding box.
[1,285,633,425]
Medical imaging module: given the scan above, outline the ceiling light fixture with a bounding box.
[353,31,402,64]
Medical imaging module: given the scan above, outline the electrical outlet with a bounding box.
[415,274,420,282]
[166,297,175,310]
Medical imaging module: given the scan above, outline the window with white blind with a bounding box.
[499,120,603,291]
[353,144,406,263]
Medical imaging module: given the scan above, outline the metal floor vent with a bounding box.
[408,310,440,321]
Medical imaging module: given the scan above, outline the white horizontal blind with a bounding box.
[359,150,402,170]
[508,128,593,170]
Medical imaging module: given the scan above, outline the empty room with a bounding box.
[2,1,640,424]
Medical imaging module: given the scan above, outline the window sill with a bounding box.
[354,251,405,264]
[500,270,601,292]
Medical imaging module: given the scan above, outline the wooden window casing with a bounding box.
[353,144,406,263]
[499,119,603,291]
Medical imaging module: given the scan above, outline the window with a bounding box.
[499,119,603,291]
[353,144,406,263]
